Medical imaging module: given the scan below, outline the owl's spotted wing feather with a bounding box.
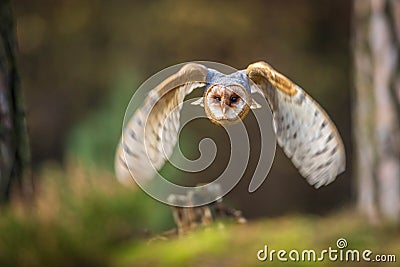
[115,63,208,185]
[247,61,345,188]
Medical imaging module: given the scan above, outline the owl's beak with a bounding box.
[222,95,230,116]
[222,105,228,116]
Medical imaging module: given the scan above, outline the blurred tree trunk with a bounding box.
[353,0,400,222]
[0,0,32,204]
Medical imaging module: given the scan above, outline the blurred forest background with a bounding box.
[16,0,352,215]
[0,0,399,266]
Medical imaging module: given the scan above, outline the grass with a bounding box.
[0,161,173,267]
[114,211,400,267]
[0,163,399,267]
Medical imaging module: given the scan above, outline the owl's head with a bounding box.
[204,84,251,126]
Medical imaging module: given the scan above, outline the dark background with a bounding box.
[14,0,352,218]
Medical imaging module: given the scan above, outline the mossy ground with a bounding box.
[0,164,398,267]
[115,211,399,267]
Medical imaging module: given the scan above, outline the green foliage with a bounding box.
[0,164,174,267]
[66,74,138,170]
[115,213,400,267]
[0,163,398,267]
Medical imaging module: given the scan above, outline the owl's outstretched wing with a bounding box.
[246,61,345,188]
[115,63,208,185]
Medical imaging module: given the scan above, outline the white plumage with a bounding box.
[115,61,346,188]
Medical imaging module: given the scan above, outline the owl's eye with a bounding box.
[215,96,221,102]
[230,96,238,103]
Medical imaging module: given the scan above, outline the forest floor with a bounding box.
[114,210,400,267]
[0,165,399,267]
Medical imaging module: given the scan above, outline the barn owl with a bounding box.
[115,61,345,189]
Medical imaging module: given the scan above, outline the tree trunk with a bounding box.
[353,0,400,222]
[0,0,32,204]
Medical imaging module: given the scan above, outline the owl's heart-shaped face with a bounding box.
[116,62,346,191]
[204,84,251,126]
